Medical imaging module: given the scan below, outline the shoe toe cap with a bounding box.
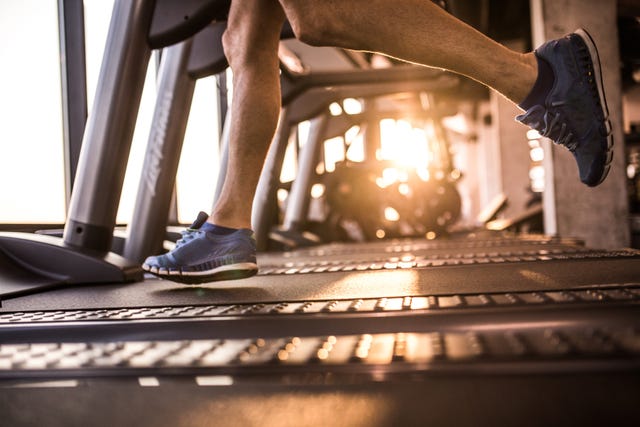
[574,142,610,186]
[143,254,176,270]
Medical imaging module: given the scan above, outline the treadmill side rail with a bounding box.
[0,232,143,287]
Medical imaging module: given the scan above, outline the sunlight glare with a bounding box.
[384,207,400,222]
[324,137,345,172]
[342,98,363,115]
[329,102,343,116]
[311,183,325,199]
[379,119,433,170]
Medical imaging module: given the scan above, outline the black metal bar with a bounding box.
[57,0,88,208]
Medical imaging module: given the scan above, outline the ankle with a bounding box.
[208,212,252,230]
[200,222,239,235]
[487,51,538,105]
[518,54,554,110]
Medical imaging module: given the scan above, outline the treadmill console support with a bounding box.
[64,0,227,252]
[0,0,231,292]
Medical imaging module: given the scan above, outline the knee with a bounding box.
[283,1,348,47]
[222,24,248,69]
[222,10,283,69]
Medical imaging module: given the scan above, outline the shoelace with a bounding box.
[176,228,202,248]
[542,106,578,151]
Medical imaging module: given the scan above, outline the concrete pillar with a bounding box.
[492,40,533,222]
[531,0,630,249]
[475,100,503,212]
[473,92,532,224]
[494,89,534,221]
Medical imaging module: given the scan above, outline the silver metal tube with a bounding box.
[64,0,155,251]
[282,115,327,231]
[212,108,231,204]
[252,112,293,250]
[123,39,196,263]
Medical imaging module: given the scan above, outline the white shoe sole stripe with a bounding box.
[143,262,258,277]
[574,28,614,185]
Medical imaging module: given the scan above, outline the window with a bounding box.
[0,1,224,226]
[0,0,65,223]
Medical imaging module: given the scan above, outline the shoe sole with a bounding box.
[575,28,614,186]
[142,262,259,285]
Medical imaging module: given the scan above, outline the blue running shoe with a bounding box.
[142,212,258,284]
[516,28,613,187]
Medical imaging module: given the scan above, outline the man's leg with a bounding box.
[279,0,536,103]
[213,1,286,229]
[280,0,612,186]
[143,0,285,283]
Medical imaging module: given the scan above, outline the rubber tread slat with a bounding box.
[1,327,638,377]
[1,284,638,323]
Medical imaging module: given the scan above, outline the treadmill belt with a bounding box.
[258,248,640,275]
[2,241,639,312]
[257,234,586,265]
[1,233,639,425]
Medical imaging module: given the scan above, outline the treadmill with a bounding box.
[1,1,639,426]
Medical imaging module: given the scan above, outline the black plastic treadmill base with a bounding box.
[0,250,64,300]
[0,232,143,300]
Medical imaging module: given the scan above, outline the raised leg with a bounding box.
[278,0,537,104]
[280,0,612,186]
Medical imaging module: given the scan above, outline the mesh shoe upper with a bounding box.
[149,228,257,273]
[142,212,257,283]
[516,29,613,187]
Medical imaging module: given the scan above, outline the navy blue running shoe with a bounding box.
[517,28,613,187]
[142,212,258,284]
